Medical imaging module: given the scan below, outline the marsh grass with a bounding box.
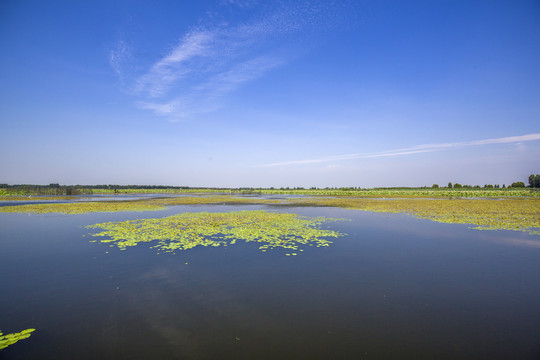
[0,195,281,214]
[290,197,540,235]
[0,201,166,214]
[148,195,281,206]
[90,187,539,198]
[0,196,78,201]
[2,193,539,236]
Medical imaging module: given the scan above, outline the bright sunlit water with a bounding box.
[1,202,539,359]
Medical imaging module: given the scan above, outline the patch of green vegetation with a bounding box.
[0,196,78,201]
[90,188,226,195]
[90,187,539,198]
[1,192,538,237]
[268,188,539,198]
[87,210,345,253]
[290,197,540,235]
[149,195,281,206]
[0,201,166,214]
[0,329,35,350]
[0,195,281,214]
[0,185,92,196]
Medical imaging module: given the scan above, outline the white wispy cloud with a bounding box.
[412,133,540,150]
[134,30,215,98]
[219,0,258,9]
[138,55,284,118]
[109,38,131,77]
[133,22,286,118]
[261,133,540,167]
[109,5,312,119]
[109,1,345,119]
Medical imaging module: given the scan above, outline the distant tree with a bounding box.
[511,182,525,188]
[432,184,439,188]
[454,183,462,188]
[529,174,535,187]
[485,184,494,188]
[502,184,506,188]
[448,182,452,188]
[535,175,540,188]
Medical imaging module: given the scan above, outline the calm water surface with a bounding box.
[1,203,539,359]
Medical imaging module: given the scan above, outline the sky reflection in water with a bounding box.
[1,205,539,359]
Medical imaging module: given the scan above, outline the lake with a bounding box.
[1,200,539,359]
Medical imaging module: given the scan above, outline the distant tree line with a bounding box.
[1,175,539,194]
[438,182,507,189]
[529,174,540,188]
[433,174,540,189]
[0,184,93,195]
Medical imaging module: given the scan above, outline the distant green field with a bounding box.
[2,185,538,198]
[86,187,539,198]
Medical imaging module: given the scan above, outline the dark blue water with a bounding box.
[1,204,539,359]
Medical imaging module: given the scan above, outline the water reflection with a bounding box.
[0,206,539,359]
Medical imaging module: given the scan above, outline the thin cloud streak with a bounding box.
[109,38,132,81]
[107,2,359,119]
[131,23,284,118]
[134,30,215,98]
[125,7,306,118]
[261,133,540,167]
[138,56,284,119]
[413,133,540,150]
[109,1,343,119]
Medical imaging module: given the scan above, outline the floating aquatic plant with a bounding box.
[88,187,540,198]
[2,192,539,236]
[87,210,345,253]
[0,201,166,214]
[0,328,35,350]
[148,195,281,206]
[291,197,540,235]
[0,196,77,201]
[0,195,280,214]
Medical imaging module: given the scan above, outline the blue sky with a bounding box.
[1,0,539,187]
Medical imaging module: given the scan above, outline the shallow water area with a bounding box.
[1,201,539,359]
